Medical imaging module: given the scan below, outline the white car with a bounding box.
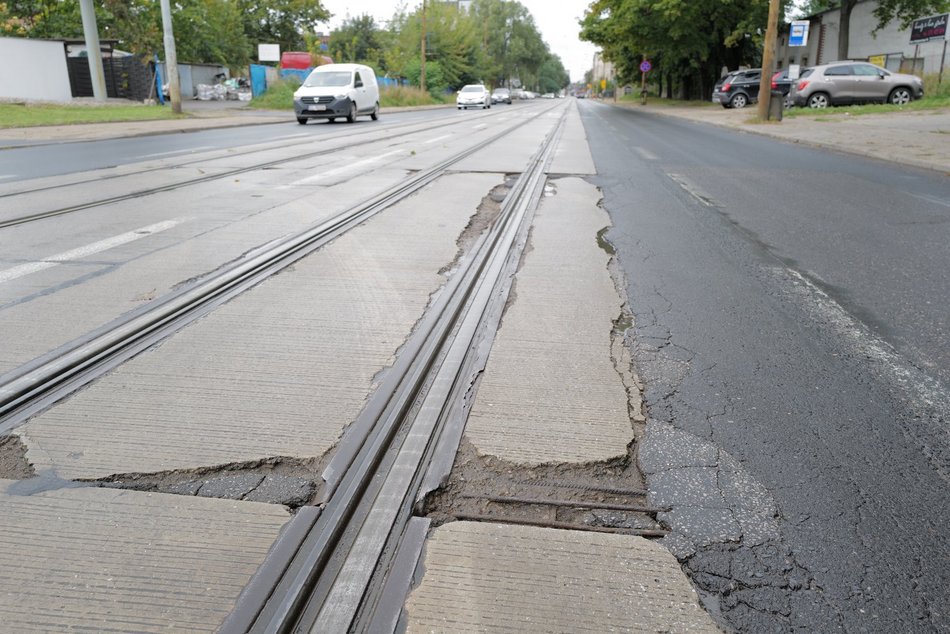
[457,84,490,109]
[293,63,380,124]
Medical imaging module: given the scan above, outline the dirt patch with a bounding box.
[0,434,35,480]
[440,177,515,275]
[420,437,665,535]
[91,454,329,508]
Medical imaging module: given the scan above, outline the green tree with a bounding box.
[537,55,569,93]
[328,14,388,69]
[236,0,329,53]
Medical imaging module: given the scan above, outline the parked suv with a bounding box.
[793,61,924,108]
[712,69,761,109]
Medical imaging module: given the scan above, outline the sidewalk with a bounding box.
[618,100,950,174]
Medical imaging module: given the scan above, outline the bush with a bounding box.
[380,86,446,107]
[250,77,301,110]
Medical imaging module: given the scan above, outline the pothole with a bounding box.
[0,434,35,480]
[419,437,666,536]
[89,455,328,508]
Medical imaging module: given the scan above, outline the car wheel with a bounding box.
[328,118,336,123]
[296,117,307,125]
[371,102,379,121]
[888,87,912,106]
[784,94,792,109]
[346,103,357,123]
[807,92,830,108]
[730,93,748,109]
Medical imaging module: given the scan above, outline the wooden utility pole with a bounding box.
[78,0,106,101]
[420,0,427,92]
[160,0,182,114]
[757,0,781,121]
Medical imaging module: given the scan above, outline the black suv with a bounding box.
[712,69,762,109]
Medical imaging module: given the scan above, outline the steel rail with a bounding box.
[221,105,568,634]
[0,104,564,435]
[0,104,549,229]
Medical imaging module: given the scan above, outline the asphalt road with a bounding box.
[579,100,949,632]
[0,108,453,181]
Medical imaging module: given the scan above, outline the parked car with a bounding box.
[293,63,379,124]
[793,61,924,108]
[712,69,762,109]
[491,88,512,104]
[457,84,491,109]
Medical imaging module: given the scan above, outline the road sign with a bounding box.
[789,20,809,47]
[640,60,652,73]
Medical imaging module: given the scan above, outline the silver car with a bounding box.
[793,61,924,108]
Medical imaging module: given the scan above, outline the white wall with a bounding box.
[778,2,949,75]
[0,37,72,102]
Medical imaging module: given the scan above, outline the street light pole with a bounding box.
[757,0,780,121]
[420,0,427,92]
[159,0,182,114]
[78,0,107,101]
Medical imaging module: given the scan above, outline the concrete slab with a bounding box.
[404,521,720,633]
[15,173,502,479]
[464,177,632,464]
[0,479,289,632]
[0,167,408,373]
[549,100,597,175]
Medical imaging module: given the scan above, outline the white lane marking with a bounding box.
[775,266,950,471]
[424,134,452,145]
[292,149,405,185]
[909,192,950,208]
[141,146,214,158]
[635,146,659,161]
[667,173,716,207]
[0,218,186,284]
[472,123,488,130]
[274,133,311,140]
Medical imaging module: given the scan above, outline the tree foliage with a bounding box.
[327,14,390,70]
[580,0,782,99]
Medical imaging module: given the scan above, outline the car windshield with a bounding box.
[303,71,352,87]
[493,89,509,94]
[461,85,485,92]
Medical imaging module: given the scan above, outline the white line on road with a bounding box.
[472,123,488,130]
[635,147,659,161]
[141,146,214,159]
[909,192,950,208]
[274,133,312,140]
[667,173,716,207]
[424,134,452,145]
[291,149,405,185]
[0,218,187,284]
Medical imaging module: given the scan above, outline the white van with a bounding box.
[293,63,380,124]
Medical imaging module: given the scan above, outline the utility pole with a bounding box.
[420,0,427,92]
[160,0,182,114]
[78,0,107,101]
[757,0,780,121]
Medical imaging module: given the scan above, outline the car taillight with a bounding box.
[722,82,731,91]
[797,80,809,91]
[771,71,781,89]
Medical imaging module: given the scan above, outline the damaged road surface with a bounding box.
[0,100,720,632]
[581,100,950,632]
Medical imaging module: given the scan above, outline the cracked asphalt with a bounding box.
[581,100,950,632]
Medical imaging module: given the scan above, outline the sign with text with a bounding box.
[910,14,948,43]
[789,20,810,47]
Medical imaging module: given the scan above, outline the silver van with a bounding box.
[294,63,380,124]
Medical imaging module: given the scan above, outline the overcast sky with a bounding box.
[316,0,598,82]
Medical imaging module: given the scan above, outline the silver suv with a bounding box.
[793,61,923,108]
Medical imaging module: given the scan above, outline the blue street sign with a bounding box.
[640,60,652,73]
[790,20,810,47]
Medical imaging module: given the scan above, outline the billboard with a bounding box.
[909,14,948,43]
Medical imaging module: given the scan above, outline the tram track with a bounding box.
[0,102,564,435]
[220,104,569,634]
[0,105,549,229]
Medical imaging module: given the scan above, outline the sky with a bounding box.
[316,1,598,83]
